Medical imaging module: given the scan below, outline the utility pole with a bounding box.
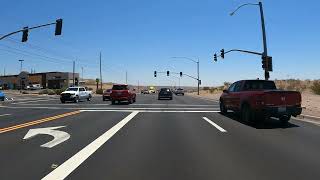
[138,81,140,92]
[99,52,102,89]
[72,61,75,86]
[81,67,84,81]
[18,59,24,92]
[126,71,128,84]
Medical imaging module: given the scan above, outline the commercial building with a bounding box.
[0,71,79,89]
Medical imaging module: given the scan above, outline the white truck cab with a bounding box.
[60,86,92,103]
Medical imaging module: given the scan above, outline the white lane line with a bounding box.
[11,103,111,106]
[0,114,11,117]
[12,99,58,104]
[42,111,139,180]
[202,117,227,132]
[5,106,218,110]
[130,104,218,107]
[80,110,221,113]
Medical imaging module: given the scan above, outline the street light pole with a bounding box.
[230,1,269,80]
[171,57,200,95]
[197,58,200,95]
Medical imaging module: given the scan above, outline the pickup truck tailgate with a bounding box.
[264,90,301,106]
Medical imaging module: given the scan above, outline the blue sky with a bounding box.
[0,0,319,86]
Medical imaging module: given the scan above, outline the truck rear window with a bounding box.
[243,81,276,90]
[112,85,128,90]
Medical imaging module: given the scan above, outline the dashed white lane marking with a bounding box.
[42,111,139,180]
[202,117,227,132]
[0,114,11,117]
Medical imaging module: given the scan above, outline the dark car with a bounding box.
[103,89,112,101]
[110,84,136,104]
[158,88,173,100]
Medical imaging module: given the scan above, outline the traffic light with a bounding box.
[220,49,225,59]
[55,19,63,36]
[199,80,201,85]
[167,71,169,76]
[154,71,157,77]
[262,56,267,70]
[214,53,217,62]
[21,27,28,42]
[267,56,273,72]
[75,78,79,86]
[180,72,183,77]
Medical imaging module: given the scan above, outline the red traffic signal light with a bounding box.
[21,27,28,42]
[55,19,63,35]
[180,72,183,77]
[213,53,217,61]
[167,71,170,76]
[154,71,157,77]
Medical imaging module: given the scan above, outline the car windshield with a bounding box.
[66,88,78,91]
[243,81,276,90]
[1,1,318,180]
[112,85,128,90]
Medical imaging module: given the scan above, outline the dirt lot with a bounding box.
[187,90,320,117]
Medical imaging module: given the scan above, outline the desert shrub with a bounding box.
[96,89,103,94]
[203,87,210,91]
[311,81,320,95]
[87,87,93,91]
[39,89,55,95]
[54,89,65,95]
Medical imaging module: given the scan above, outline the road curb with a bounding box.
[296,114,320,121]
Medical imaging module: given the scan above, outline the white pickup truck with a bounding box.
[60,86,92,103]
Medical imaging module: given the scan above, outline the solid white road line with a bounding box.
[202,117,227,132]
[130,104,219,107]
[0,114,11,117]
[80,110,221,113]
[5,106,219,110]
[12,99,58,104]
[42,111,139,180]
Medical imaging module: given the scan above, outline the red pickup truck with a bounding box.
[110,84,136,104]
[219,80,302,124]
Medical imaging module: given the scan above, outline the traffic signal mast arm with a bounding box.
[155,71,198,80]
[0,19,62,41]
[219,49,263,58]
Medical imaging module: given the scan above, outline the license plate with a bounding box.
[117,92,122,95]
[278,107,286,113]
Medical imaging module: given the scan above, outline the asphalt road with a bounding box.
[1,93,320,180]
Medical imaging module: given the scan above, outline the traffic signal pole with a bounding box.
[258,2,270,80]
[0,19,62,41]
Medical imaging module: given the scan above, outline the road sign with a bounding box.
[23,126,70,148]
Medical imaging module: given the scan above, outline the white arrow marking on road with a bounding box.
[23,126,70,148]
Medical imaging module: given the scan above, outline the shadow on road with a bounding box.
[220,112,299,129]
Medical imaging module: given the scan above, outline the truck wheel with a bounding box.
[280,115,291,124]
[61,100,65,103]
[133,97,136,103]
[111,100,116,105]
[219,100,227,114]
[87,97,91,101]
[241,104,253,123]
[103,97,106,101]
[128,98,133,104]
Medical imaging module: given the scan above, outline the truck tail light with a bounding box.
[256,95,265,105]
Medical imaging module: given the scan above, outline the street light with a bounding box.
[171,57,200,95]
[230,2,270,80]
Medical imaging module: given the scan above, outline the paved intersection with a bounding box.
[0,93,320,180]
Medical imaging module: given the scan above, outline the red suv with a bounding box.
[110,84,136,104]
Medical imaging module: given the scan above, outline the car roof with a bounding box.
[113,84,128,86]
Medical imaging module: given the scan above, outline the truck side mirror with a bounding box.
[223,89,229,93]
